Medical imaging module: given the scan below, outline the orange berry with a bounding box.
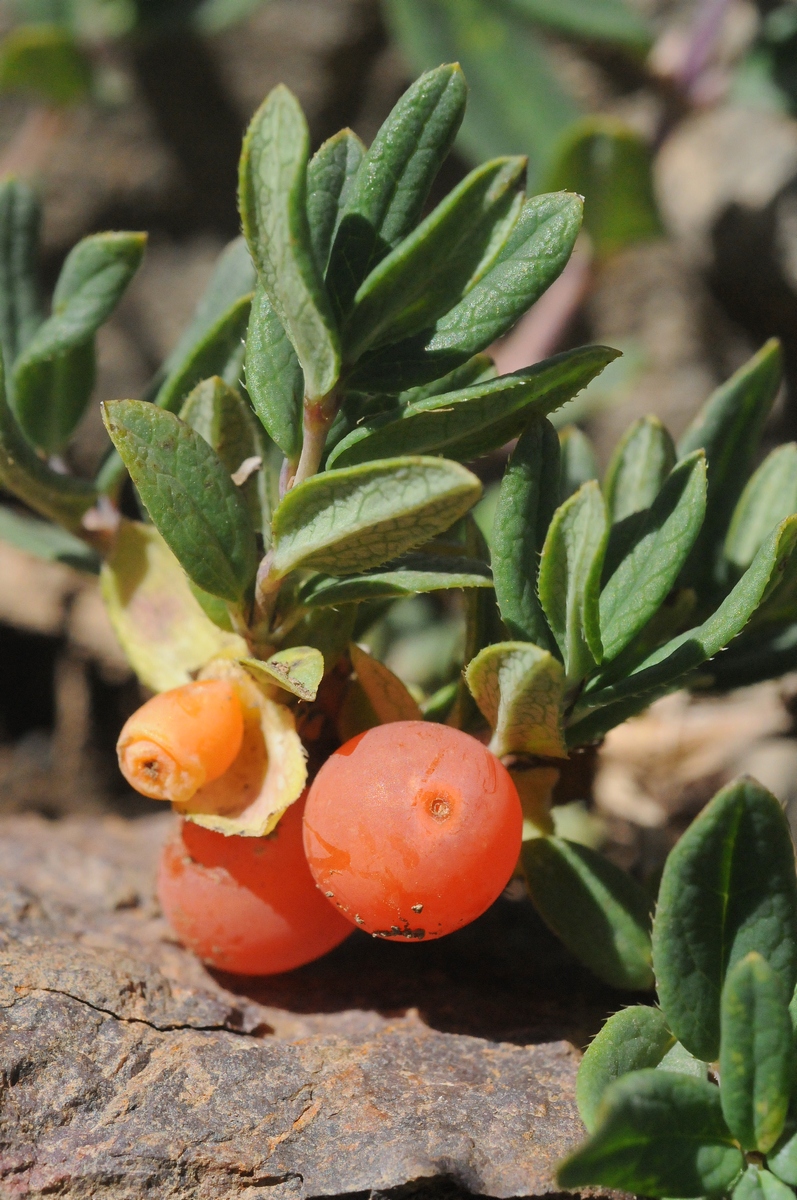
[157,793,352,974]
[303,720,522,940]
[117,680,244,804]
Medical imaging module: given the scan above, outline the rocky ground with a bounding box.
[0,812,627,1199]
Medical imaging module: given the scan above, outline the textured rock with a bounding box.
[0,814,623,1198]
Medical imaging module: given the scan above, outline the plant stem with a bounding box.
[291,389,339,490]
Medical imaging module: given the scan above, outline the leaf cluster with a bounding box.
[558,776,797,1200]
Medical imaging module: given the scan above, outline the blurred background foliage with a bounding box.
[2,0,797,871]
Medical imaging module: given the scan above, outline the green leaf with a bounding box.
[0,25,92,106]
[539,480,607,683]
[239,84,340,400]
[350,641,422,723]
[558,423,598,503]
[269,455,481,579]
[599,452,707,662]
[502,0,651,46]
[384,0,578,188]
[398,352,496,404]
[103,400,258,604]
[326,63,467,318]
[657,1040,708,1080]
[770,1120,797,1186]
[306,128,365,273]
[346,191,584,393]
[0,178,41,370]
[557,1069,744,1198]
[734,1166,797,1200]
[546,117,661,258]
[241,647,324,702]
[179,375,272,537]
[522,837,654,989]
[568,516,797,740]
[275,603,357,674]
[465,641,567,758]
[299,554,492,606]
[704,622,797,692]
[0,505,99,572]
[724,443,797,573]
[719,951,793,1153]
[491,418,559,649]
[244,283,303,461]
[0,348,96,533]
[343,155,525,360]
[154,294,251,416]
[652,777,797,1063]
[329,345,618,469]
[158,235,256,401]
[604,415,676,524]
[12,232,145,453]
[679,339,783,592]
[576,1005,675,1133]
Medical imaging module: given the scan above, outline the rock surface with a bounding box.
[0,813,624,1198]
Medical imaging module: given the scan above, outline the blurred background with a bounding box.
[3,0,797,875]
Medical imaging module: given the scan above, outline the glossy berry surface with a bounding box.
[303,720,522,941]
[158,793,351,975]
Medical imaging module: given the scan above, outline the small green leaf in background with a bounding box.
[539,480,607,683]
[384,0,578,187]
[492,418,559,649]
[306,128,365,273]
[0,25,92,106]
[734,1166,797,1200]
[558,424,598,503]
[347,190,584,393]
[652,777,797,1064]
[326,62,467,318]
[241,647,324,702]
[678,338,783,591]
[724,442,797,573]
[568,516,797,743]
[103,400,258,604]
[523,837,654,990]
[239,84,340,400]
[599,452,707,662]
[244,283,303,461]
[719,952,793,1154]
[269,456,481,579]
[299,554,492,606]
[557,1069,744,1197]
[546,117,662,258]
[157,235,256,409]
[350,641,422,723]
[604,415,676,524]
[343,155,525,360]
[12,232,145,453]
[0,348,96,532]
[576,1005,675,1133]
[0,178,42,371]
[465,640,567,758]
[501,0,652,46]
[0,504,99,572]
[155,293,251,416]
[330,345,618,469]
[179,375,271,537]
